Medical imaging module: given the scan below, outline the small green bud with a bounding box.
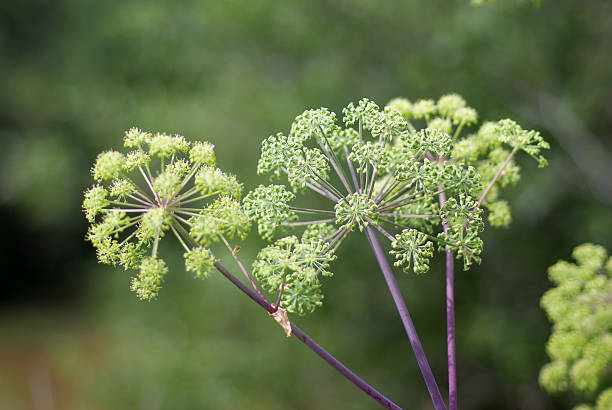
[189,141,216,166]
[137,208,171,243]
[597,388,612,410]
[452,107,478,126]
[124,150,151,171]
[253,236,334,315]
[131,257,168,300]
[488,200,512,227]
[412,99,437,120]
[390,229,434,274]
[335,193,378,231]
[189,196,249,245]
[185,247,215,279]
[153,170,182,202]
[194,166,242,198]
[83,185,110,222]
[243,184,296,241]
[119,242,145,270]
[437,94,466,117]
[290,108,338,144]
[546,331,587,361]
[149,133,190,158]
[539,360,569,394]
[573,243,608,272]
[386,97,413,120]
[571,358,601,394]
[495,119,550,167]
[428,117,453,133]
[124,127,151,148]
[92,150,126,182]
[109,179,136,201]
[343,98,381,130]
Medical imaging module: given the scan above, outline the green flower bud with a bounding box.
[386,97,413,120]
[253,236,334,315]
[243,184,296,241]
[596,388,612,410]
[137,208,171,243]
[185,247,215,279]
[335,193,378,231]
[92,150,126,182]
[571,358,601,394]
[539,360,569,394]
[153,170,182,201]
[131,257,168,300]
[189,141,216,166]
[428,117,453,133]
[391,229,434,274]
[124,150,151,171]
[149,133,190,158]
[452,107,478,126]
[437,94,466,117]
[124,127,151,148]
[83,185,110,222]
[412,99,437,120]
[109,179,136,201]
[573,243,608,272]
[488,200,512,227]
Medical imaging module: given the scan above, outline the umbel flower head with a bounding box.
[540,244,612,408]
[83,128,249,300]
[246,95,547,288]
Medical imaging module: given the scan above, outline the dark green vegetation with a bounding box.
[1,0,611,408]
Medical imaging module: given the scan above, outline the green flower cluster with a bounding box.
[83,128,248,300]
[247,96,547,292]
[253,235,335,315]
[540,244,612,409]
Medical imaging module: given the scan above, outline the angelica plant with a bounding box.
[83,127,245,299]
[540,244,612,410]
[246,96,548,409]
[83,128,401,409]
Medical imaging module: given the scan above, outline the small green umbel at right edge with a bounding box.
[540,243,612,410]
[83,128,249,300]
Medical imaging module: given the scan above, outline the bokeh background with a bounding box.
[1,0,611,409]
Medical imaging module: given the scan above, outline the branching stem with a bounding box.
[364,226,446,410]
[212,261,403,410]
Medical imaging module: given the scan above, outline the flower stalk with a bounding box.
[212,260,403,410]
[365,226,447,410]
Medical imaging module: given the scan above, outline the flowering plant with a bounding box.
[83,95,549,409]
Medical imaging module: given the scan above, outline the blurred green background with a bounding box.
[1,0,611,409]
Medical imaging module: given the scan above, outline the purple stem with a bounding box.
[377,213,436,218]
[477,145,519,208]
[324,145,354,195]
[284,218,337,227]
[345,147,360,193]
[306,182,340,202]
[438,190,457,410]
[374,172,394,203]
[367,167,377,199]
[212,261,402,410]
[364,226,446,410]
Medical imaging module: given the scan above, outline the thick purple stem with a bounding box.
[213,261,402,409]
[364,226,446,410]
[438,190,457,410]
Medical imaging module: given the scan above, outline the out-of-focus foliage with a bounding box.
[540,244,612,409]
[1,0,612,408]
